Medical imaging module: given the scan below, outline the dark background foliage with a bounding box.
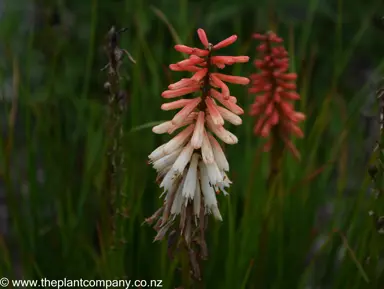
[1,0,384,288]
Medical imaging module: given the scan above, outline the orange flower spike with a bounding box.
[249,31,306,159]
[147,29,250,246]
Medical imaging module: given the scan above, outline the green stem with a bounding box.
[198,44,213,111]
[181,242,191,288]
[255,128,284,287]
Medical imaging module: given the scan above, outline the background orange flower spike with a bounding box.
[249,31,305,159]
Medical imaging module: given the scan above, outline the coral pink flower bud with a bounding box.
[292,112,306,122]
[206,115,238,144]
[277,81,296,90]
[213,35,237,50]
[168,78,195,90]
[161,99,194,111]
[275,72,297,80]
[212,73,250,85]
[211,56,249,66]
[191,68,208,82]
[216,106,242,125]
[253,33,268,40]
[162,85,201,98]
[280,91,300,100]
[171,97,201,126]
[176,57,204,67]
[169,64,201,72]
[197,28,209,48]
[210,89,244,115]
[270,110,279,125]
[257,44,267,51]
[210,74,230,99]
[205,97,224,126]
[174,45,209,57]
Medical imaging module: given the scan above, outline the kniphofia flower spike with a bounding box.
[249,31,305,159]
[146,29,249,261]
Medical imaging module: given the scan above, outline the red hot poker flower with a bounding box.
[249,31,305,159]
[146,29,249,256]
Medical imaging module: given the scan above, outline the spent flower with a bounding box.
[145,28,249,278]
[249,31,305,159]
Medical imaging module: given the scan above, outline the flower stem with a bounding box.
[267,129,284,188]
[198,44,213,111]
[103,26,132,248]
[255,128,284,287]
[181,241,191,288]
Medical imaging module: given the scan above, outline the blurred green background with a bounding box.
[1,0,384,288]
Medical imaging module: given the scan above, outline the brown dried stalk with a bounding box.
[102,26,135,248]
